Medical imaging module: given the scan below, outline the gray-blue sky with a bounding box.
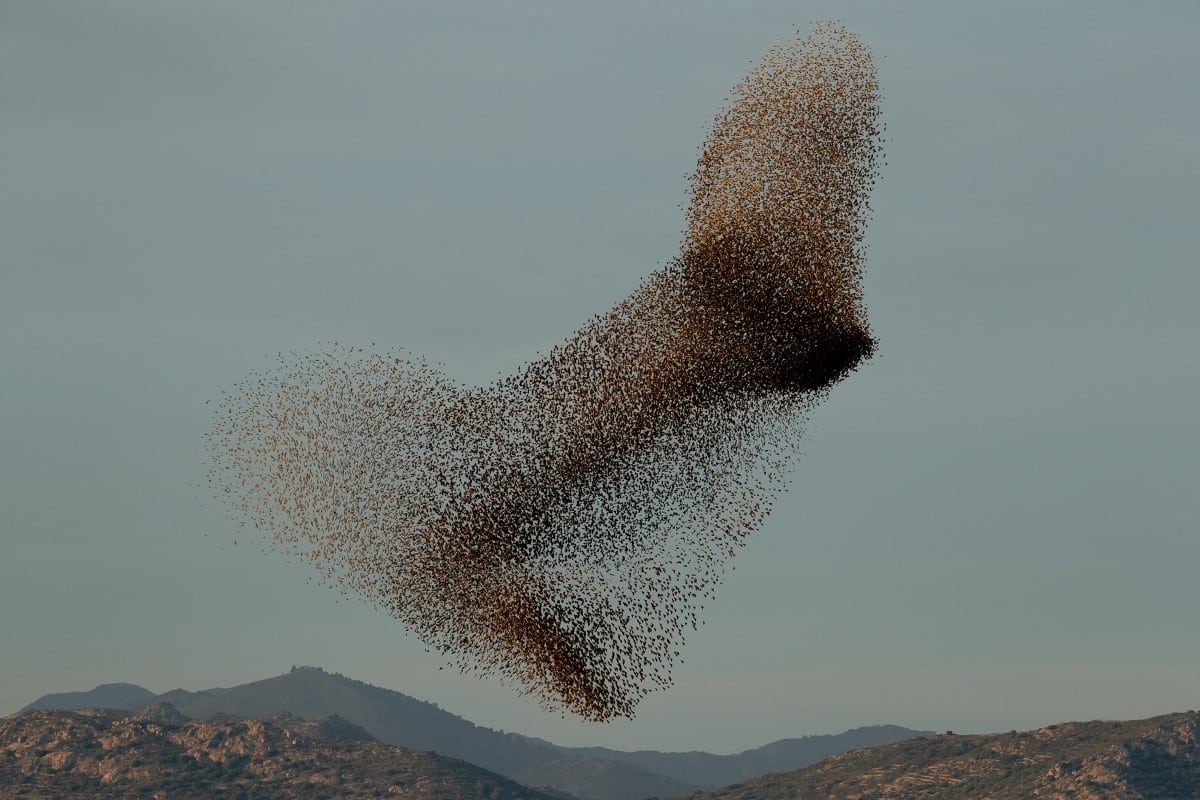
[2,1,1197,752]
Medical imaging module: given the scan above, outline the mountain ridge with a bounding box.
[21,682,156,713]
[8,700,1200,799]
[563,724,923,787]
[17,667,927,800]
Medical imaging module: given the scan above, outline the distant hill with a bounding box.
[514,757,697,800]
[685,711,1200,800]
[566,724,925,788]
[0,704,564,799]
[19,667,925,800]
[20,682,155,712]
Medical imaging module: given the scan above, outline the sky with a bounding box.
[2,1,1198,754]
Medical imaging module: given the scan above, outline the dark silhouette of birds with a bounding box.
[206,23,883,722]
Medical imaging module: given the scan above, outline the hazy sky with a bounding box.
[3,2,1198,753]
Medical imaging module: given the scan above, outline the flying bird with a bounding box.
[207,22,883,721]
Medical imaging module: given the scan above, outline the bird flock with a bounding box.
[206,23,883,721]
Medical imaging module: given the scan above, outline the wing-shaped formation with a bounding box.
[206,23,883,721]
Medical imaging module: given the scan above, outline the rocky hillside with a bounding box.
[686,711,1200,800]
[0,704,563,799]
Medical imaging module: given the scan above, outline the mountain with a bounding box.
[19,668,925,800]
[514,757,697,800]
[0,704,563,799]
[20,681,155,712]
[685,711,1200,800]
[12,698,1200,800]
[565,725,925,788]
[146,667,565,776]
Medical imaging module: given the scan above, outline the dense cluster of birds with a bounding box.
[207,23,883,721]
